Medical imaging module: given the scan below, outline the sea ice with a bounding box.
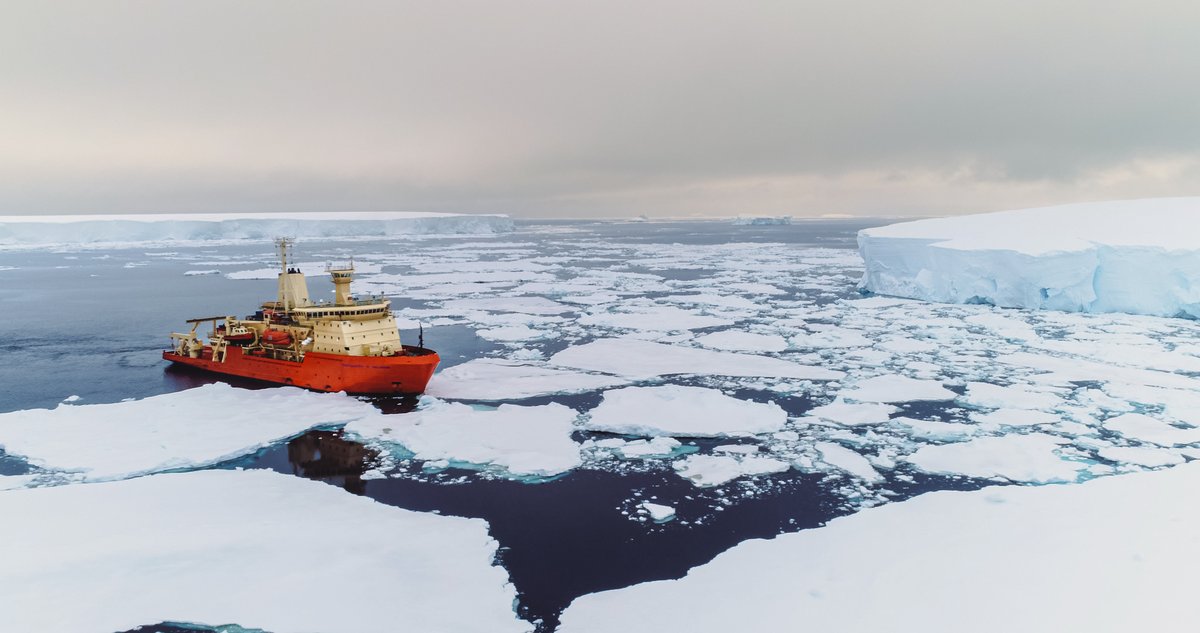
[639,501,677,522]
[840,374,956,403]
[550,338,844,381]
[0,384,375,482]
[905,434,1084,483]
[425,359,627,401]
[815,442,883,482]
[345,399,582,477]
[585,386,787,438]
[673,454,790,487]
[959,381,1063,411]
[694,331,789,353]
[805,400,898,426]
[0,469,528,633]
[858,197,1200,317]
[560,464,1200,632]
[1102,413,1200,446]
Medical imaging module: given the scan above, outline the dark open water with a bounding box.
[0,219,985,632]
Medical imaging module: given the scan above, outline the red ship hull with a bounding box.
[163,345,439,395]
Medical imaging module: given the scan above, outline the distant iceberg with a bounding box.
[731,215,792,226]
[0,211,514,248]
[858,198,1200,318]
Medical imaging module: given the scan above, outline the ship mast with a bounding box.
[275,237,310,311]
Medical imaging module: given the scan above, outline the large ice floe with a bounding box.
[345,398,583,478]
[0,469,528,633]
[584,385,787,437]
[858,197,1200,317]
[0,384,375,482]
[0,211,513,249]
[560,462,1200,633]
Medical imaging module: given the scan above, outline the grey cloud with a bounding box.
[2,0,1199,217]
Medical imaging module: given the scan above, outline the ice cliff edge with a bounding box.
[0,211,514,247]
[857,198,1200,318]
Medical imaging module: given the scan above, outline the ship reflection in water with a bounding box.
[285,431,376,495]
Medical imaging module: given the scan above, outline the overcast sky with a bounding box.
[3,1,1198,218]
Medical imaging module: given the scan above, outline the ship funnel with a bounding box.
[274,237,310,310]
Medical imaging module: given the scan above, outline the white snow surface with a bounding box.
[840,374,956,403]
[0,469,528,633]
[640,501,677,522]
[673,454,790,487]
[694,331,789,352]
[550,338,844,381]
[905,434,1084,483]
[585,386,787,438]
[345,398,582,477]
[0,211,513,248]
[560,463,1200,633]
[0,384,374,481]
[426,359,627,401]
[806,400,898,426]
[858,197,1200,317]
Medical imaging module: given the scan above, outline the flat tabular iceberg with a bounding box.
[858,198,1200,317]
[0,469,528,633]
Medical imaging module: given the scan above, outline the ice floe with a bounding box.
[805,400,897,426]
[426,359,627,401]
[345,398,582,478]
[904,434,1084,483]
[694,331,789,352]
[0,384,374,482]
[560,463,1200,632]
[585,385,787,438]
[0,469,528,633]
[840,374,956,403]
[550,338,845,381]
[673,454,790,487]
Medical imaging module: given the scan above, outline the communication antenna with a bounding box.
[418,322,425,349]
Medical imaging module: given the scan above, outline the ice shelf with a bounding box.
[858,197,1200,317]
[0,211,513,248]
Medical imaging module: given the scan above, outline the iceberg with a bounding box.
[0,469,529,633]
[858,198,1200,317]
[0,211,513,248]
[560,463,1200,633]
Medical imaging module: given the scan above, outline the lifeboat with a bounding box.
[262,329,292,346]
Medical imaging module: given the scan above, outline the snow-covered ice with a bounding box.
[585,386,787,438]
[345,399,582,478]
[1103,413,1200,446]
[840,374,956,403]
[560,463,1200,633]
[904,434,1084,483]
[550,338,845,381]
[858,198,1200,317]
[805,400,898,426]
[0,469,528,633]
[694,331,789,353]
[673,454,790,487]
[426,359,627,401]
[0,384,375,482]
[639,501,677,522]
[815,442,882,482]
